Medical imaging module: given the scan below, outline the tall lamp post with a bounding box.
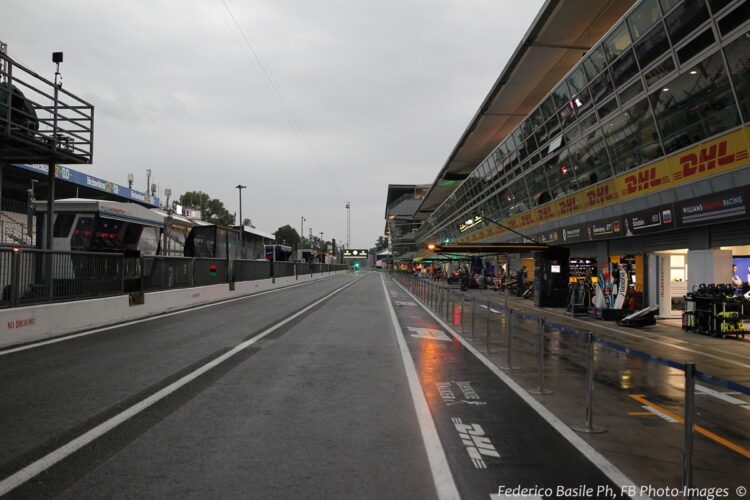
[145,169,152,203]
[300,216,306,249]
[236,184,246,258]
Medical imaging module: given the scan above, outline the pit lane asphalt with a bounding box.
[0,271,636,499]
[0,272,438,499]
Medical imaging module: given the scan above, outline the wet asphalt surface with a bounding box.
[400,275,750,497]
[0,273,433,499]
[7,271,738,498]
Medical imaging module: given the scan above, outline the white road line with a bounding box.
[696,384,750,406]
[509,301,750,369]
[478,305,502,314]
[381,275,460,500]
[0,274,350,357]
[394,279,650,500]
[641,405,678,423]
[0,274,366,497]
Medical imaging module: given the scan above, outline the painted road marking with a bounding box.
[395,301,417,306]
[696,384,750,410]
[408,327,452,342]
[436,382,487,407]
[451,417,500,469]
[0,274,368,497]
[392,278,647,498]
[629,394,750,459]
[381,275,460,500]
[478,304,502,314]
[641,405,677,423]
[0,273,353,358]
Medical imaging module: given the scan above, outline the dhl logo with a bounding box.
[557,197,579,215]
[623,167,668,195]
[676,140,748,180]
[585,185,616,207]
[537,206,554,221]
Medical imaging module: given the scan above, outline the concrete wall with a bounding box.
[0,270,348,349]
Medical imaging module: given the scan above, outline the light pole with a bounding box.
[146,169,152,202]
[236,184,246,259]
[300,216,306,248]
[346,202,351,248]
[319,232,324,263]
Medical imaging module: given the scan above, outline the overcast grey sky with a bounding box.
[3,0,543,248]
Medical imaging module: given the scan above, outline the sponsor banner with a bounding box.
[12,163,160,207]
[623,204,675,236]
[587,218,623,240]
[675,187,750,226]
[530,203,690,244]
[559,223,587,244]
[537,229,561,244]
[459,127,750,243]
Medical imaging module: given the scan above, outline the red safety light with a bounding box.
[560,163,569,175]
[209,264,218,277]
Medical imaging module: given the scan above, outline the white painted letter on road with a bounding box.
[407,327,451,342]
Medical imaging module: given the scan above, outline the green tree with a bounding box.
[374,235,389,252]
[179,191,210,216]
[179,191,234,226]
[274,225,301,249]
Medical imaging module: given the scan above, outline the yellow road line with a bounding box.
[629,394,750,459]
[627,411,655,416]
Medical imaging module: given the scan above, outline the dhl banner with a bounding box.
[458,126,750,243]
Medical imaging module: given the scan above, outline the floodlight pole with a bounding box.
[45,52,63,299]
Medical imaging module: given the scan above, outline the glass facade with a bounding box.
[416,0,750,246]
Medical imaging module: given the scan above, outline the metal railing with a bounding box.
[296,262,311,275]
[234,259,271,282]
[1,49,94,163]
[272,261,295,278]
[193,258,228,286]
[0,249,351,309]
[1,247,123,307]
[141,256,193,292]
